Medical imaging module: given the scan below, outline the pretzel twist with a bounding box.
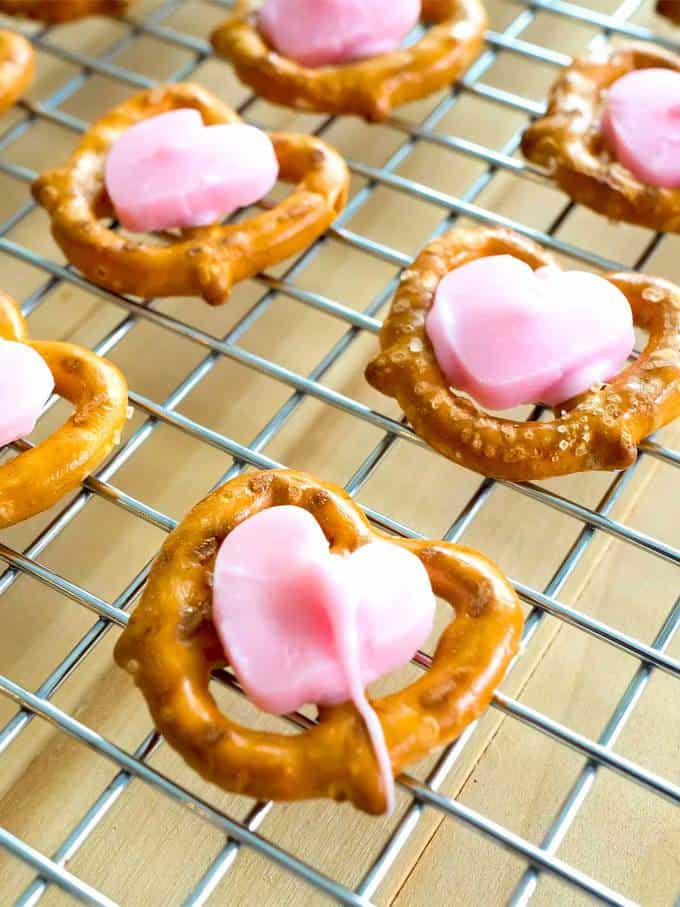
[0,292,128,528]
[114,469,523,814]
[0,30,33,114]
[0,0,129,23]
[32,84,349,305]
[365,227,680,481]
[211,0,487,122]
[657,0,680,22]
[522,43,680,233]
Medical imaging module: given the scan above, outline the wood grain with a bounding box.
[0,0,678,905]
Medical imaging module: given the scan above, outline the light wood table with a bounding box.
[0,0,677,905]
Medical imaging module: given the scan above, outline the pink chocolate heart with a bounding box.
[105,109,279,233]
[0,339,54,449]
[601,68,680,188]
[259,0,420,68]
[212,504,436,813]
[425,255,635,410]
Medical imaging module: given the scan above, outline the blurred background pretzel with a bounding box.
[0,291,128,528]
[211,0,487,121]
[366,227,680,481]
[656,0,680,21]
[522,43,680,233]
[0,30,33,114]
[32,83,350,305]
[0,0,129,23]
[115,469,523,815]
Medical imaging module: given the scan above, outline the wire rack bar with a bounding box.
[0,0,676,904]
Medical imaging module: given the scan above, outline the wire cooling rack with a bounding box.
[0,0,678,904]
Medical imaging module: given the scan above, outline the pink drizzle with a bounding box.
[212,505,436,813]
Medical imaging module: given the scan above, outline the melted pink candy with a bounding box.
[601,68,680,188]
[259,0,420,68]
[0,340,54,448]
[105,109,279,233]
[426,255,635,410]
[212,505,436,813]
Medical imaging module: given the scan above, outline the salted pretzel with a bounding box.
[0,0,129,23]
[0,30,33,114]
[32,84,349,305]
[211,0,487,122]
[114,469,523,814]
[365,227,680,481]
[0,292,128,528]
[657,0,680,22]
[522,43,680,233]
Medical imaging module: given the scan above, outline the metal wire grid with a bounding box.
[0,0,676,903]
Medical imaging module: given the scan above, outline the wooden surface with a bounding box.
[0,1,678,905]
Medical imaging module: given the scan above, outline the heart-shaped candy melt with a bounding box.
[601,68,680,188]
[105,109,279,233]
[259,0,420,68]
[0,340,54,449]
[426,255,635,410]
[213,504,436,812]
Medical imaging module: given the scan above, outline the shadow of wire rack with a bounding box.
[0,0,678,904]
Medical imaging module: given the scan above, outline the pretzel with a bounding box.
[0,0,129,23]
[522,43,680,233]
[0,30,33,114]
[114,469,523,814]
[365,227,680,481]
[211,0,487,122]
[32,84,349,305]
[0,292,128,528]
[657,0,680,22]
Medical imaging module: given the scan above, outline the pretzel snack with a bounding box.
[0,0,129,23]
[657,0,680,22]
[522,43,680,233]
[211,0,487,121]
[114,469,523,814]
[32,84,349,305]
[0,292,128,528]
[365,227,680,481]
[0,30,33,114]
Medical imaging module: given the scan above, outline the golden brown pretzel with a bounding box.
[365,226,680,481]
[211,0,487,122]
[522,43,680,233]
[32,83,350,305]
[0,0,129,23]
[0,292,128,528]
[114,469,523,814]
[657,0,680,23]
[0,30,33,114]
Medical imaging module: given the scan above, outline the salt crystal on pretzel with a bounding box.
[212,0,487,122]
[0,292,128,528]
[114,470,523,814]
[32,84,349,306]
[366,226,680,481]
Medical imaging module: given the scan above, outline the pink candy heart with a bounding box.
[105,109,279,233]
[212,505,436,813]
[426,255,635,410]
[259,0,420,68]
[0,340,54,449]
[601,68,680,188]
